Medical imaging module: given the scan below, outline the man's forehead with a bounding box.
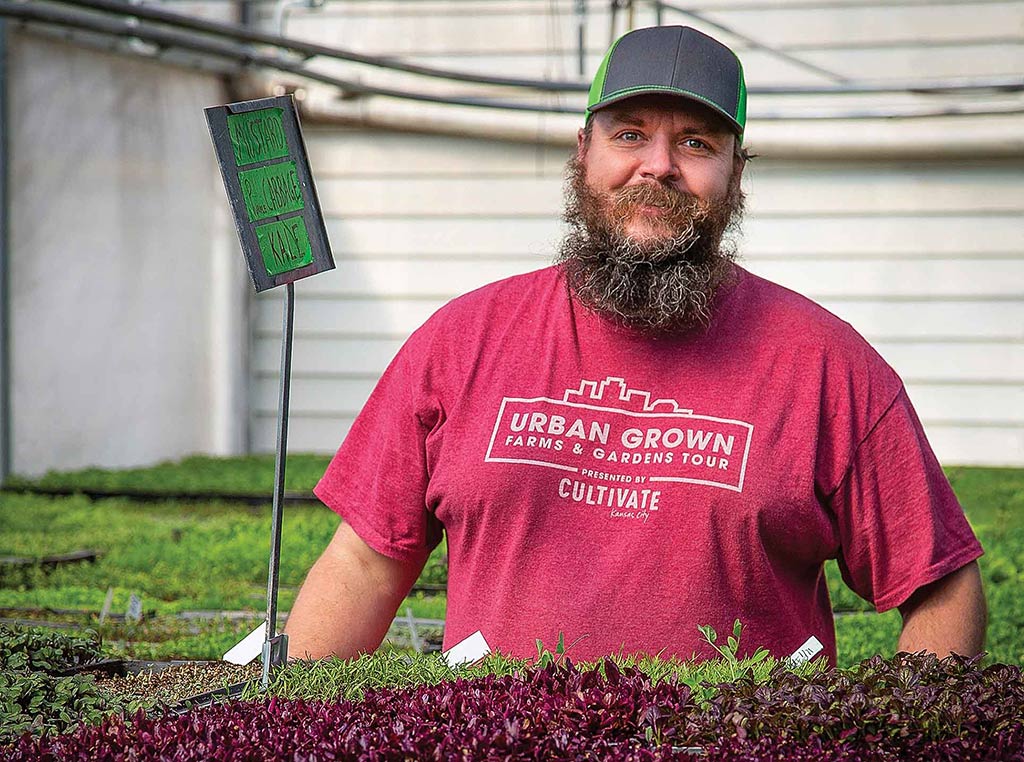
[594,95,734,135]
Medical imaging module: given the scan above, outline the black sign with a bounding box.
[205,95,334,292]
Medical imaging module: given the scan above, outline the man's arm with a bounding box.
[896,561,987,657]
[284,521,427,660]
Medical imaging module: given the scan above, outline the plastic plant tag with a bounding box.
[404,607,423,653]
[126,593,143,624]
[224,621,268,665]
[789,635,824,665]
[99,587,114,625]
[443,630,491,668]
[261,633,289,690]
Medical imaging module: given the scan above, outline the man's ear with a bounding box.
[731,141,747,184]
[576,127,588,160]
[732,158,745,185]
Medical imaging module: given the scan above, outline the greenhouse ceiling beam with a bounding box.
[50,0,585,91]
[656,2,849,83]
[2,1,1022,119]
[234,0,1024,9]
[654,0,1017,10]
[0,1,579,111]
[40,0,1024,96]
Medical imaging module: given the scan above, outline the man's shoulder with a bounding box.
[735,266,864,341]
[425,265,563,326]
[731,265,899,376]
[733,265,903,411]
[395,265,563,364]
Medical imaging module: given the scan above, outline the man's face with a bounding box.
[557,94,746,334]
[578,94,741,246]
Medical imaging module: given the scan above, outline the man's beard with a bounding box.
[557,155,745,334]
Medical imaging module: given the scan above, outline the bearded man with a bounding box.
[285,26,986,666]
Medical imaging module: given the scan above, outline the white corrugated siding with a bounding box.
[251,128,1023,465]
[248,0,1023,465]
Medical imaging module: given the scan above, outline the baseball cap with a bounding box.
[586,25,747,136]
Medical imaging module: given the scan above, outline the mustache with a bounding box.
[601,183,710,256]
[611,182,704,218]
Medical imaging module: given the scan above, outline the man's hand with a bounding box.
[897,561,986,657]
[284,521,427,660]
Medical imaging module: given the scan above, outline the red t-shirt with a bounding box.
[315,265,982,665]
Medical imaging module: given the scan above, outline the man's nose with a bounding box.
[638,138,679,183]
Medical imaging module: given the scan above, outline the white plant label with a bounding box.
[789,635,824,665]
[443,630,491,668]
[99,587,114,625]
[126,593,143,623]
[224,621,268,665]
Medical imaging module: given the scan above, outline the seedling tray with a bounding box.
[54,659,217,678]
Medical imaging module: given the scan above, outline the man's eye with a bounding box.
[617,131,643,142]
[682,138,709,150]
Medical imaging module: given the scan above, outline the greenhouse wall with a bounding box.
[7,31,247,476]
[4,0,1022,474]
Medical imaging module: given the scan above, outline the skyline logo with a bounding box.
[485,376,754,493]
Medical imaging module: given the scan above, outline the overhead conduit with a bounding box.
[1,0,1022,155]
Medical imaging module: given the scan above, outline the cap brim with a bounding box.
[587,88,743,136]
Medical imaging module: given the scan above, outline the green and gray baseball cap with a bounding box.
[586,25,747,137]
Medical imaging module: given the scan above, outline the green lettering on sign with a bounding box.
[255,216,313,276]
[227,108,289,166]
[238,161,305,222]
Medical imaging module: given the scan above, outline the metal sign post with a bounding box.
[205,94,334,690]
[260,280,295,690]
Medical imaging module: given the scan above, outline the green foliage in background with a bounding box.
[5,454,331,496]
[0,460,1020,667]
[827,467,1024,666]
[0,669,142,744]
[0,493,336,610]
[0,626,151,744]
[950,467,1024,666]
[0,625,102,674]
[0,488,446,660]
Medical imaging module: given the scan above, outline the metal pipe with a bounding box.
[240,0,254,29]
[0,2,582,112]
[273,0,306,37]
[47,0,587,92]
[677,0,1014,8]
[294,95,1024,159]
[0,19,10,483]
[575,0,586,77]
[3,1,1020,115]
[266,281,294,642]
[657,2,850,83]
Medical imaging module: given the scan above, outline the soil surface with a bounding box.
[92,661,261,707]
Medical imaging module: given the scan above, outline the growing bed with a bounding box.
[1,459,1022,758]
[4,639,1024,760]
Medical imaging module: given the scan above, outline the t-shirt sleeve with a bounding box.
[828,386,984,612]
[313,334,444,563]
